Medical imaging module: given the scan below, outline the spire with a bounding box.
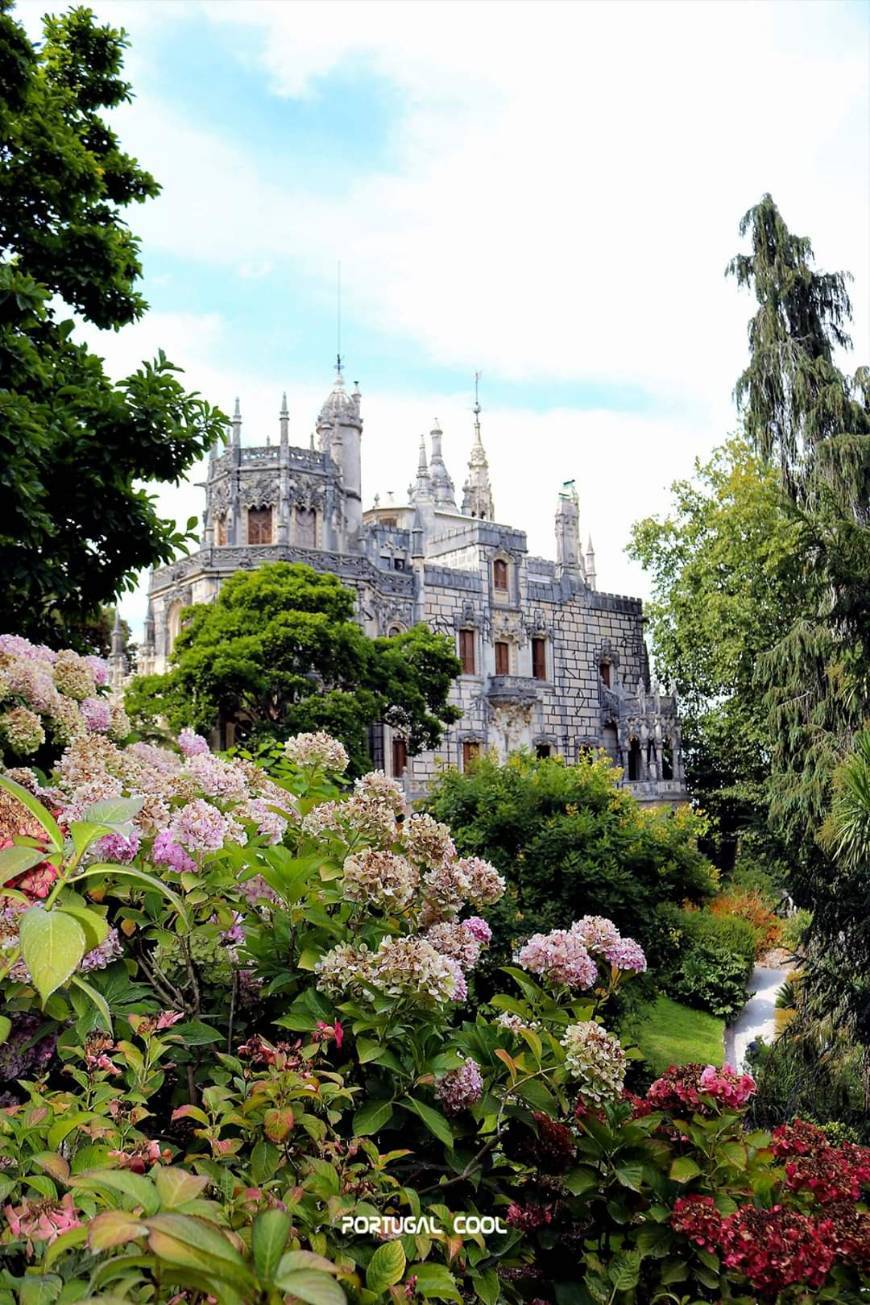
[555,481,582,578]
[279,392,289,447]
[461,372,494,519]
[585,534,597,590]
[111,607,124,659]
[413,434,433,502]
[230,397,242,446]
[428,419,457,509]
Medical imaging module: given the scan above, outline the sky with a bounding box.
[19,0,870,636]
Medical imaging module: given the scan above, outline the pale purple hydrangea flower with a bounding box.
[517,928,598,989]
[455,856,506,908]
[151,830,196,874]
[601,936,647,973]
[81,697,112,733]
[342,849,419,912]
[425,921,482,971]
[79,929,123,972]
[571,915,622,953]
[435,1058,483,1114]
[353,770,407,816]
[404,813,456,868]
[443,955,468,1002]
[184,753,248,801]
[178,727,210,757]
[83,656,109,687]
[94,830,140,864]
[170,798,235,853]
[5,661,58,712]
[462,916,492,944]
[0,635,55,662]
[235,797,288,845]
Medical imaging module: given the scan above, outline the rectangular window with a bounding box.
[247,507,273,545]
[462,741,480,770]
[599,661,611,687]
[391,737,408,779]
[536,743,551,759]
[295,507,316,548]
[532,636,547,680]
[495,641,510,675]
[493,558,508,591]
[216,515,227,546]
[458,629,476,675]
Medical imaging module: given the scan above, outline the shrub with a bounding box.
[671,939,751,1020]
[782,906,813,953]
[710,887,782,955]
[680,903,758,968]
[0,637,867,1303]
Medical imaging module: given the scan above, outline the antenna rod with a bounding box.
[336,260,342,375]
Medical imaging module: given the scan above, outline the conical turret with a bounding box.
[428,421,456,508]
[461,376,494,519]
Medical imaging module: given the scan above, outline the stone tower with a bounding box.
[461,383,494,520]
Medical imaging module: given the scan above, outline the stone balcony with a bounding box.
[485,674,541,705]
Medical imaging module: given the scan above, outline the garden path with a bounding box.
[725,963,792,1069]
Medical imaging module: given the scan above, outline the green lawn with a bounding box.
[623,995,725,1074]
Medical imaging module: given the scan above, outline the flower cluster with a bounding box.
[3,1193,82,1254]
[435,1058,484,1114]
[517,929,597,989]
[771,1118,870,1205]
[283,732,349,773]
[517,915,647,990]
[561,1021,626,1103]
[317,935,467,1007]
[719,1205,834,1294]
[671,1194,723,1253]
[646,1062,755,1114]
[343,849,420,911]
[0,636,126,757]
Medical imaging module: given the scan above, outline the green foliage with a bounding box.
[425,750,716,970]
[622,995,725,1077]
[679,906,758,970]
[125,562,461,774]
[629,438,800,862]
[670,939,751,1022]
[0,5,225,645]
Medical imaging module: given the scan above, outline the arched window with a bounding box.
[492,558,508,591]
[295,507,316,548]
[247,507,273,544]
[167,600,185,654]
[627,738,642,781]
[662,740,674,781]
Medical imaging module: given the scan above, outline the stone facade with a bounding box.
[135,368,686,804]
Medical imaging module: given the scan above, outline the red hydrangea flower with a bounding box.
[671,1194,723,1253]
[646,1063,755,1115]
[824,1200,870,1270]
[506,1201,554,1231]
[770,1118,828,1158]
[719,1204,834,1295]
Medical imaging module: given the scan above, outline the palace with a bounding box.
[134,368,686,803]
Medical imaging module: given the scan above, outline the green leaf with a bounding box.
[172,1020,222,1045]
[69,974,113,1031]
[409,1263,461,1301]
[614,1161,645,1192]
[153,1168,209,1210]
[73,1169,160,1216]
[402,1097,454,1148]
[352,1099,393,1136]
[669,1155,702,1183]
[472,1267,500,1305]
[18,1275,62,1305]
[78,864,188,923]
[143,1213,254,1291]
[56,900,108,951]
[83,797,144,826]
[87,1210,146,1252]
[366,1240,405,1292]
[563,1166,597,1196]
[356,1036,387,1063]
[0,1015,10,1045]
[252,1208,291,1283]
[0,844,48,884]
[272,1269,346,1305]
[19,907,87,1002]
[42,1223,88,1267]
[609,1252,641,1291]
[0,773,62,850]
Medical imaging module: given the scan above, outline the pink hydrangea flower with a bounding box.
[83,656,109,687]
[462,916,492,943]
[601,936,647,973]
[94,830,140,863]
[4,1193,81,1253]
[170,798,235,852]
[151,829,196,874]
[435,1058,483,1114]
[517,928,598,989]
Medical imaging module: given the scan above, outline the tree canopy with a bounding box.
[0,3,224,645]
[125,562,462,774]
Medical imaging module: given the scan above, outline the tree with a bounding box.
[425,750,716,978]
[0,4,225,646]
[125,562,462,774]
[628,438,800,864]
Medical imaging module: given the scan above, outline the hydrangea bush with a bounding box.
[0,644,866,1303]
